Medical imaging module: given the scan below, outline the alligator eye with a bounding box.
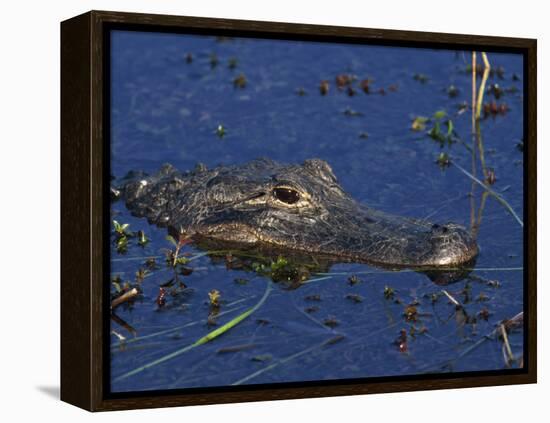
[272,187,300,204]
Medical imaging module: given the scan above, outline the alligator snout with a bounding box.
[336,206,479,269]
[425,223,478,267]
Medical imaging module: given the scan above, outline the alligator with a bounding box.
[114,158,478,272]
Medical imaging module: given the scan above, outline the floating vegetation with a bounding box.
[427,110,456,145]
[477,308,491,321]
[233,73,247,88]
[348,275,361,285]
[487,279,501,288]
[144,257,158,270]
[164,234,192,267]
[359,78,372,93]
[116,236,129,254]
[112,220,133,254]
[487,83,504,99]
[113,220,131,237]
[383,285,395,300]
[215,124,226,138]
[413,73,429,83]
[345,293,363,303]
[156,287,167,308]
[247,255,311,284]
[446,84,459,98]
[466,63,505,79]
[208,289,221,307]
[228,57,238,69]
[411,111,456,147]
[319,80,330,95]
[323,316,339,328]
[335,73,355,89]
[483,100,509,117]
[411,116,429,132]
[394,329,408,353]
[137,230,149,247]
[135,268,148,284]
[436,152,450,169]
[296,87,307,96]
[317,74,391,97]
[403,305,418,322]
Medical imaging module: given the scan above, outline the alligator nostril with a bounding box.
[431,223,449,235]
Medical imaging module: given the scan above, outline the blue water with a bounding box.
[109,30,524,393]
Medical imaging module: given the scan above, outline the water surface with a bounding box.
[109,31,524,393]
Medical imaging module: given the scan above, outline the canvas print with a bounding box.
[108,30,525,393]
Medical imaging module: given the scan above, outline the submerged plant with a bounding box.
[215,124,226,138]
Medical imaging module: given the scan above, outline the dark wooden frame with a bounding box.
[61,10,537,411]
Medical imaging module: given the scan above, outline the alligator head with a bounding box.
[117,158,478,271]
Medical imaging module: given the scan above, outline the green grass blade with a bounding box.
[452,161,523,227]
[112,281,272,383]
[194,280,273,346]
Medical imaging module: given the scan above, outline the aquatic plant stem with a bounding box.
[112,281,273,382]
[475,52,491,121]
[110,288,139,310]
[110,304,248,350]
[452,161,523,227]
[231,336,342,386]
[420,312,523,372]
[472,51,477,131]
[472,191,489,238]
[500,323,515,366]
